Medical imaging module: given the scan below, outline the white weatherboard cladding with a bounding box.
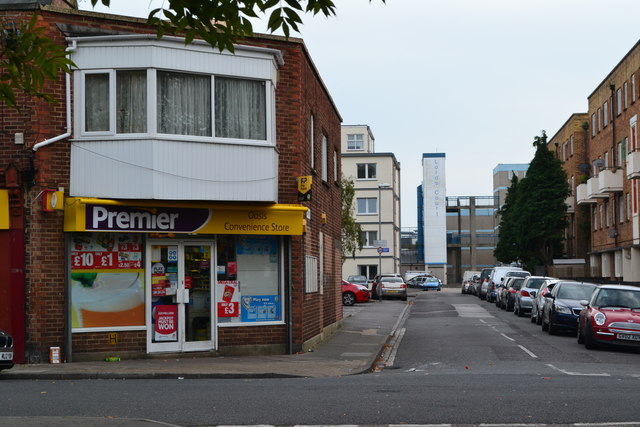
[70,140,277,201]
[422,156,446,264]
[70,37,279,83]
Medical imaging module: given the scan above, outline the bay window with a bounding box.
[82,70,269,142]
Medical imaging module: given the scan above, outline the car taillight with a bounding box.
[401,284,406,288]
[509,288,516,293]
[521,290,530,297]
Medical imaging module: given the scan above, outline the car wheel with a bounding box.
[548,318,557,335]
[584,323,599,350]
[342,292,356,306]
[577,323,585,344]
[530,309,537,323]
[513,304,519,315]
[517,305,525,317]
[542,315,549,331]
[402,295,408,302]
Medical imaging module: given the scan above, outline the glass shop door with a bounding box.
[146,240,215,353]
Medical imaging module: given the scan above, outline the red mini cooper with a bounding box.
[578,284,640,350]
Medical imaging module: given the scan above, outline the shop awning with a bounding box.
[64,197,307,235]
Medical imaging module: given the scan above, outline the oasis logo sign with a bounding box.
[86,205,211,232]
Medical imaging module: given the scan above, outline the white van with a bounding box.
[404,270,430,282]
[485,266,524,303]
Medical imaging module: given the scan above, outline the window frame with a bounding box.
[360,230,378,247]
[617,88,623,116]
[347,134,364,151]
[78,68,274,146]
[356,197,378,215]
[356,163,377,180]
[310,114,315,169]
[321,134,328,182]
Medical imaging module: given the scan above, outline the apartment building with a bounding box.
[548,114,591,261]
[0,2,343,363]
[341,125,401,282]
[574,39,640,282]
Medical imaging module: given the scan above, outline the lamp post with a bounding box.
[377,183,391,301]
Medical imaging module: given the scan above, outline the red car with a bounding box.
[578,284,640,349]
[342,280,370,306]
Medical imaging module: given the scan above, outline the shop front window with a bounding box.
[216,235,281,324]
[70,233,145,330]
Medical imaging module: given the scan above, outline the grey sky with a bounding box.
[79,0,640,227]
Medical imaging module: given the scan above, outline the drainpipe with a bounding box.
[32,40,76,152]
[609,83,618,248]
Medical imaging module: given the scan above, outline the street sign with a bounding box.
[373,240,387,247]
[381,247,389,252]
[377,247,383,254]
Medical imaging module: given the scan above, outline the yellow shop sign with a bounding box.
[64,198,307,236]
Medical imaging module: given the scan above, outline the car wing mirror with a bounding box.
[579,300,589,307]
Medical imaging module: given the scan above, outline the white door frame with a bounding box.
[146,239,217,354]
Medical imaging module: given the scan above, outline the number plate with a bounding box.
[0,351,12,361]
[617,333,640,341]
[386,290,397,293]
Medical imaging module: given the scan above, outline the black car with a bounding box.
[0,329,14,371]
[541,281,598,335]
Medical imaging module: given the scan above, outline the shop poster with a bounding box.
[153,305,178,341]
[216,280,240,318]
[70,233,144,329]
[241,295,280,322]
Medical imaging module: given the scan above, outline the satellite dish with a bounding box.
[593,159,605,169]
[578,163,591,174]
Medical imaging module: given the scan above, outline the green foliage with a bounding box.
[341,176,363,261]
[92,0,384,52]
[495,131,570,272]
[0,15,74,109]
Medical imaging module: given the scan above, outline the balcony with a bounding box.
[626,151,640,179]
[587,177,608,199]
[598,168,623,193]
[565,195,575,213]
[576,183,595,204]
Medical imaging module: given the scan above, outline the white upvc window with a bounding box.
[627,192,632,221]
[357,163,377,179]
[603,103,608,127]
[619,194,624,224]
[593,206,598,230]
[633,74,637,102]
[321,135,328,182]
[617,88,622,115]
[305,255,318,293]
[360,230,378,247]
[347,134,364,150]
[357,197,378,215]
[598,108,602,131]
[333,149,338,182]
[310,114,315,169]
[591,113,596,136]
[570,135,574,155]
[80,69,270,144]
[624,82,629,109]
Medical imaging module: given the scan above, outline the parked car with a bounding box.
[486,266,525,303]
[541,281,598,335]
[346,274,369,287]
[531,278,561,325]
[0,329,14,372]
[476,268,494,299]
[342,280,370,306]
[578,284,640,350]
[372,273,402,298]
[375,276,407,301]
[497,277,525,311]
[462,275,478,294]
[513,276,552,317]
[412,276,442,291]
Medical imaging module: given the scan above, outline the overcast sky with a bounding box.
[79,0,640,227]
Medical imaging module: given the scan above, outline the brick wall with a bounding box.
[0,7,343,360]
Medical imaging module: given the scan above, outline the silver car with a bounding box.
[0,329,14,372]
[514,276,555,317]
[376,276,408,301]
[530,278,561,324]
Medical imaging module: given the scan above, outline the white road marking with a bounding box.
[500,333,515,342]
[453,304,494,318]
[518,345,538,358]
[546,363,610,376]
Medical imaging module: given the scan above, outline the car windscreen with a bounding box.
[348,275,367,282]
[556,283,597,300]
[525,278,546,289]
[512,278,525,289]
[382,277,403,283]
[507,272,529,278]
[594,289,640,308]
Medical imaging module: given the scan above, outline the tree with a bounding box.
[514,131,569,272]
[341,177,363,261]
[0,15,74,108]
[494,173,521,264]
[0,0,384,109]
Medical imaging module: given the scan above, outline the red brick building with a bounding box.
[0,2,343,363]
[574,39,640,282]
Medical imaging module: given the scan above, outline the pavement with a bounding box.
[2,293,413,380]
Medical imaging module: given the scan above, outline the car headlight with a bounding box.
[594,312,606,326]
[555,304,571,314]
